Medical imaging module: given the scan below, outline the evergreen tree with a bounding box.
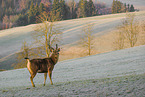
[28,1,35,24]
[127,4,130,12]
[39,3,45,13]
[0,3,1,19]
[52,0,60,14]
[5,8,8,15]
[59,0,65,20]
[117,1,122,13]
[84,0,88,16]
[34,3,40,16]
[112,0,116,13]
[124,3,127,12]
[130,4,135,12]
[3,15,9,24]
[78,0,86,18]
[52,0,61,20]
[87,0,95,16]
[112,0,125,13]
[7,7,13,16]
[16,14,28,26]
[68,0,77,19]
[60,0,71,20]
[1,0,6,9]
[0,0,2,5]
[52,0,69,20]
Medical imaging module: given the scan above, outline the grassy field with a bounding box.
[0,73,144,97]
[0,44,145,96]
[1,31,144,96]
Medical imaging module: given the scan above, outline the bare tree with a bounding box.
[13,11,62,69]
[80,23,94,56]
[12,41,30,69]
[33,11,62,57]
[123,13,140,47]
[113,13,140,50]
[113,30,125,50]
[140,20,145,45]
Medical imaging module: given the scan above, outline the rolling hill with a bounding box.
[0,45,145,96]
[0,0,145,70]
[0,11,145,70]
[0,1,145,96]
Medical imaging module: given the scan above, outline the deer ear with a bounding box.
[57,48,60,52]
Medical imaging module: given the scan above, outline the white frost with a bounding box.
[0,45,145,89]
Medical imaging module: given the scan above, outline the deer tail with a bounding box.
[25,57,32,74]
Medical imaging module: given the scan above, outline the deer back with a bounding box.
[29,58,54,73]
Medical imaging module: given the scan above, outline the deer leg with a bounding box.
[30,73,36,87]
[44,73,47,86]
[48,71,53,85]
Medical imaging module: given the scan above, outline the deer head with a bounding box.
[49,44,60,64]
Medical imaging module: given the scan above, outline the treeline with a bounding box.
[112,0,135,14]
[0,0,96,29]
[0,0,136,30]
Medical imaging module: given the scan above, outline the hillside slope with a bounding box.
[0,45,145,90]
[1,11,145,70]
[0,45,145,96]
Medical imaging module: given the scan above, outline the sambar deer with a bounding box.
[25,44,60,87]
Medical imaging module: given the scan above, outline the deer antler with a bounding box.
[48,44,54,50]
[56,44,58,49]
